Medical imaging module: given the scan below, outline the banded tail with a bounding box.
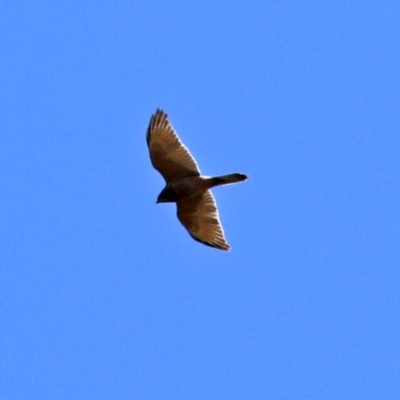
[210,173,249,187]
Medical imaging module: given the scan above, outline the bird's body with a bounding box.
[157,176,209,203]
[157,174,248,204]
[146,109,248,250]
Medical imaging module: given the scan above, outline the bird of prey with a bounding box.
[146,109,248,251]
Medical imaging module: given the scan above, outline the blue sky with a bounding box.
[1,1,399,399]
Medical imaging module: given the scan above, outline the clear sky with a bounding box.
[1,1,399,399]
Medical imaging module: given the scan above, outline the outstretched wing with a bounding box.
[177,191,230,251]
[146,109,200,182]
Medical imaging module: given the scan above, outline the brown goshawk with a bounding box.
[146,109,248,250]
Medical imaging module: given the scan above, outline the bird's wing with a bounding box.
[177,190,230,251]
[146,109,201,182]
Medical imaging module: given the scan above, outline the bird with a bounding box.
[146,109,248,251]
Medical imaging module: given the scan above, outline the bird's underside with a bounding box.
[146,108,248,250]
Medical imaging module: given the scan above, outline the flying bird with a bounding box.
[146,109,248,250]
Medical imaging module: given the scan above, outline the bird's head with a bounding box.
[156,186,178,203]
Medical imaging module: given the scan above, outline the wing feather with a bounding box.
[177,191,230,251]
[146,109,200,182]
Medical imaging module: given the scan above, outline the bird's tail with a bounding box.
[209,173,249,187]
